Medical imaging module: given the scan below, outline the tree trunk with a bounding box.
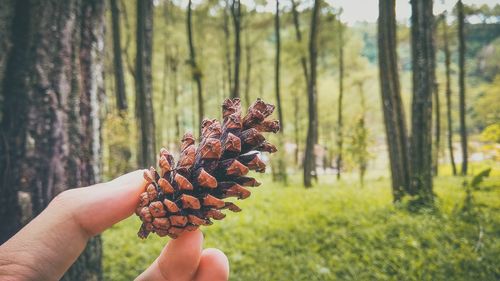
[291,0,309,96]
[293,90,300,167]
[432,82,440,175]
[457,0,468,176]
[410,0,434,203]
[274,0,287,185]
[223,0,232,97]
[231,0,241,98]
[0,0,105,279]
[111,0,127,112]
[244,32,252,108]
[136,0,156,167]
[442,14,457,175]
[336,19,344,180]
[170,46,181,142]
[303,0,320,188]
[378,0,412,201]
[187,0,204,137]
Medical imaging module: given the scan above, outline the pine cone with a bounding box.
[136,98,279,239]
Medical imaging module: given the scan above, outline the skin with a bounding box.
[0,170,229,281]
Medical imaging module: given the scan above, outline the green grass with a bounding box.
[102,171,500,281]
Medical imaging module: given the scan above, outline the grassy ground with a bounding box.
[103,166,500,281]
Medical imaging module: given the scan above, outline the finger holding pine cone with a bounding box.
[135,98,279,239]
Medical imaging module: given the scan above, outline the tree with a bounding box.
[304,0,320,188]
[336,17,345,180]
[410,0,435,203]
[136,0,156,167]
[433,15,441,176]
[223,0,233,97]
[274,0,287,184]
[457,0,468,175]
[0,0,104,279]
[291,0,309,90]
[187,0,204,136]
[231,0,241,98]
[378,0,412,201]
[442,13,457,176]
[111,0,128,112]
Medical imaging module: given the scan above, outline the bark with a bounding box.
[0,0,104,279]
[111,0,127,111]
[136,0,156,167]
[378,0,412,201]
[223,0,233,97]
[336,19,344,180]
[410,0,434,203]
[442,15,457,175]
[187,0,204,137]
[230,0,241,98]
[457,0,468,175]
[303,0,320,188]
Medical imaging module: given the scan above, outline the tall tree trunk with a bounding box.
[111,0,127,112]
[170,46,181,142]
[291,0,309,96]
[457,0,468,175]
[442,14,457,175]
[231,0,241,98]
[336,19,344,180]
[223,0,232,97]
[303,0,320,188]
[433,82,440,175]
[244,32,252,108]
[0,0,105,279]
[187,0,204,136]
[378,0,412,201]
[410,0,435,203]
[136,0,156,167]
[274,0,287,185]
[293,90,300,167]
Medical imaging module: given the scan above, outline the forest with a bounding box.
[0,0,499,280]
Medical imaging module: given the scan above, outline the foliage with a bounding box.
[480,123,500,143]
[103,174,500,281]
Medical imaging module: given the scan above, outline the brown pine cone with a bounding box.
[136,98,279,239]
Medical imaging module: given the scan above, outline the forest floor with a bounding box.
[103,162,500,281]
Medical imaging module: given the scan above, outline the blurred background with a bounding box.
[0,0,499,280]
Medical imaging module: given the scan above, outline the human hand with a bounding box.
[0,170,229,281]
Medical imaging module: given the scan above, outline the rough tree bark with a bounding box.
[0,0,105,279]
[378,0,412,201]
[336,18,344,180]
[231,0,241,98]
[293,90,301,166]
[457,0,468,175]
[442,13,457,175]
[410,0,435,203]
[187,0,204,136]
[303,0,320,188]
[136,0,156,167]
[111,0,127,111]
